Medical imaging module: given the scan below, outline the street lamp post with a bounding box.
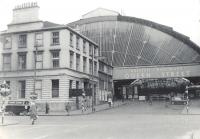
[91,47,95,112]
[185,86,189,114]
[31,45,38,100]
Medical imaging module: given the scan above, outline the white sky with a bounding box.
[0,0,200,46]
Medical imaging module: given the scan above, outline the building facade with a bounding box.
[98,60,113,102]
[0,3,104,111]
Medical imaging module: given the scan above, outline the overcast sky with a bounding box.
[0,0,200,46]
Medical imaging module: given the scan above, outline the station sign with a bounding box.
[113,63,200,80]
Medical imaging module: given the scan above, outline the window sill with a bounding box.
[17,69,27,71]
[52,97,59,98]
[34,45,43,47]
[3,48,12,50]
[52,67,60,69]
[18,46,27,48]
[51,43,60,46]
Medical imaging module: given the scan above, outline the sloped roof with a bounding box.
[82,8,119,19]
[43,21,64,28]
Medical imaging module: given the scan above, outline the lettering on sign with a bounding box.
[114,64,200,80]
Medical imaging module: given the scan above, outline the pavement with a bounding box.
[0,100,128,126]
[38,100,128,116]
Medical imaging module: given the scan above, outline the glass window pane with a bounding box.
[4,36,12,49]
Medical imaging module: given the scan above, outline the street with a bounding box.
[1,101,200,139]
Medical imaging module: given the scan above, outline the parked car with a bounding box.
[171,97,187,105]
[5,100,30,115]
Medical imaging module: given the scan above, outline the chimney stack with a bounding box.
[11,2,40,24]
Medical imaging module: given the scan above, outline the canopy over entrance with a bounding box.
[130,78,190,94]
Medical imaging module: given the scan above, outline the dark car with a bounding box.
[5,100,30,115]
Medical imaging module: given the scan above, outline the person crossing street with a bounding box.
[29,101,38,125]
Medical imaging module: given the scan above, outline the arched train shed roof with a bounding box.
[68,14,200,67]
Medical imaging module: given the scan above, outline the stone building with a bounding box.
[0,3,108,111]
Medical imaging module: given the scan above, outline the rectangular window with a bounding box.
[69,51,74,69]
[76,81,79,89]
[35,33,43,46]
[52,79,59,98]
[83,40,86,53]
[51,51,60,68]
[18,34,27,48]
[99,62,104,71]
[94,46,98,58]
[19,80,26,98]
[70,32,73,47]
[69,80,73,89]
[104,81,107,90]
[4,36,12,49]
[89,59,92,74]
[52,32,59,45]
[35,51,43,69]
[104,65,107,73]
[3,54,11,71]
[76,36,80,50]
[89,44,93,56]
[35,80,42,99]
[18,52,26,70]
[94,61,97,75]
[76,54,80,71]
[99,79,104,90]
[83,57,87,73]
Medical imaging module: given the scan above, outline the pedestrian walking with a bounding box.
[81,100,86,113]
[165,97,169,108]
[108,97,112,107]
[149,96,152,105]
[45,102,50,114]
[29,101,38,125]
[65,102,71,116]
[108,94,113,108]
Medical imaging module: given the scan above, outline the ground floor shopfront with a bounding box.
[0,68,105,111]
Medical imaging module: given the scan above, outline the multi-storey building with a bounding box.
[98,61,113,102]
[0,3,101,111]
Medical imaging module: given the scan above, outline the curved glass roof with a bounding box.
[69,15,200,67]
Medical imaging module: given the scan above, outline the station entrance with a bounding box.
[113,63,200,101]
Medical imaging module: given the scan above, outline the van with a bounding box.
[5,100,30,115]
